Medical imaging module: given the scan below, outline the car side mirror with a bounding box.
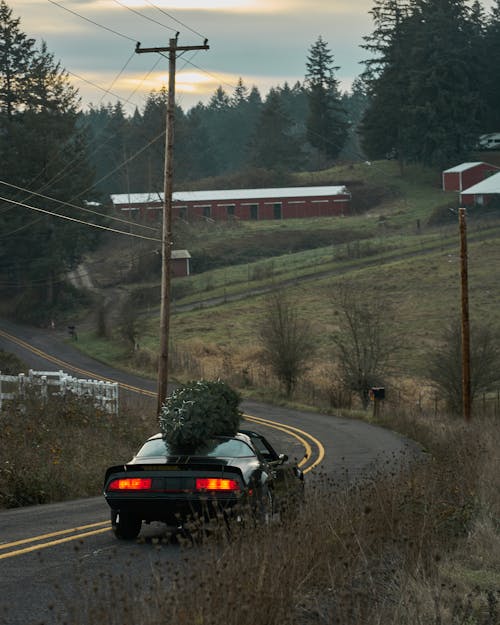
[278,453,288,464]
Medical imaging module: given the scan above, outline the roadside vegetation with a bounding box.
[83,410,497,625]
[2,389,497,625]
[0,392,155,508]
[1,1,499,620]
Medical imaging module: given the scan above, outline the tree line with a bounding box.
[2,0,500,319]
[82,35,356,194]
[361,0,500,168]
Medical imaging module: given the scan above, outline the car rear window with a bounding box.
[135,437,256,459]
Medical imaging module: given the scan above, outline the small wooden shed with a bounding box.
[171,250,191,278]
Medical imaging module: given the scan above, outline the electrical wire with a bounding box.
[143,0,207,41]
[66,69,138,108]
[0,195,161,242]
[112,0,178,34]
[0,243,161,287]
[79,128,166,200]
[0,49,165,238]
[47,0,137,43]
[0,180,159,233]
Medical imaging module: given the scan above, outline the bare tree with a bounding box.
[258,290,316,397]
[332,283,401,409]
[427,319,500,416]
[117,295,141,351]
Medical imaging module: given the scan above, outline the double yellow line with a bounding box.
[0,327,325,472]
[0,521,111,561]
[0,327,325,559]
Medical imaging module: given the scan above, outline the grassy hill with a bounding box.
[72,159,500,410]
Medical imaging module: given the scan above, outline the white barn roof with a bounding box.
[171,250,191,259]
[443,162,485,174]
[111,186,349,206]
[461,171,500,195]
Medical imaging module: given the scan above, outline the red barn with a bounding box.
[442,162,500,192]
[111,186,351,222]
[460,172,500,206]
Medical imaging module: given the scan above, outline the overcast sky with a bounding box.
[7,0,497,114]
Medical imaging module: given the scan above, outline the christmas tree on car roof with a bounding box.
[159,379,242,451]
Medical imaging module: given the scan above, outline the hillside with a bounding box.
[68,159,500,409]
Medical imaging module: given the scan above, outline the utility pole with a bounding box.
[459,207,471,422]
[136,36,209,415]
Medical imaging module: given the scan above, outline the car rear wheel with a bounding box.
[256,488,275,525]
[111,510,142,540]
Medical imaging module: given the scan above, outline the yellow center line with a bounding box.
[0,527,111,561]
[245,413,325,473]
[1,327,324,469]
[0,520,109,551]
[244,414,312,468]
[0,327,326,559]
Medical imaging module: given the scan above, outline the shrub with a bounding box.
[159,379,242,450]
[0,393,155,508]
[0,349,26,375]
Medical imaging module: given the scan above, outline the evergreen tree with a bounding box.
[360,0,413,165]
[182,103,218,180]
[0,2,96,318]
[0,0,34,118]
[360,0,483,167]
[139,88,167,191]
[246,88,303,171]
[339,77,370,161]
[403,0,483,166]
[207,86,231,111]
[482,0,500,132]
[305,36,348,161]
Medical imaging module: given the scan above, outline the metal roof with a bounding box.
[111,186,349,206]
[443,162,486,174]
[171,250,191,259]
[460,171,500,195]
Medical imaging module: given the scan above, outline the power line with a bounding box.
[80,128,167,199]
[143,0,207,41]
[66,68,139,108]
[0,195,161,242]
[112,0,178,34]
[0,180,159,233]
[47,0,137,43]
[0,244,161,286]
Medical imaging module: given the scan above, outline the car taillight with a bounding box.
[196,478,240,492]
[108,477,152,491]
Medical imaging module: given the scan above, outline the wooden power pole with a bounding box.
[136,36,209,415]
[459,207,471,422]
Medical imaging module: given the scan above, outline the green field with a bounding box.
[74,159,500,403]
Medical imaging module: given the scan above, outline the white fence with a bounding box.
[0,369,119,414]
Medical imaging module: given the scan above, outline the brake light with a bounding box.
[196,478,240,492]
[108,478,152,491]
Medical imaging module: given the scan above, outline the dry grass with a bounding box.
[34,406,499,625]
[0,392,156,508]
[0,388,498,625]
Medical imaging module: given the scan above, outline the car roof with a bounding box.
[147,432,254,443]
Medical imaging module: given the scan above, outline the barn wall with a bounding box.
[114,193,351,222]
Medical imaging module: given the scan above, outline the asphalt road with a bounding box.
[0,317,419,625]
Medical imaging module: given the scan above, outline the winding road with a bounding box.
[0,318,418,625]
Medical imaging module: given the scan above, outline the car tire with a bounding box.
[111,510,142,540]
[256,487,275,525]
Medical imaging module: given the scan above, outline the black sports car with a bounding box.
[103,429,304,539]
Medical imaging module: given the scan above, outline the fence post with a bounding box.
[41,375,48,402]
[18,372,25,398]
